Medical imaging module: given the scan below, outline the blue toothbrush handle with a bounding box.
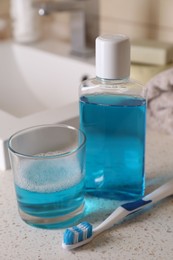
[94,179,173,235]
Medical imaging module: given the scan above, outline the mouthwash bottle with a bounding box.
[79,34,146,200]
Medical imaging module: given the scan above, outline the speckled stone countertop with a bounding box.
[0,129,173,260]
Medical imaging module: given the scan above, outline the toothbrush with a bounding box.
[62,179,173,250]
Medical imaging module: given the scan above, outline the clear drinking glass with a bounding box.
[8,124,86,229]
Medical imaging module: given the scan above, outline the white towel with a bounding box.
[143,68,173,134]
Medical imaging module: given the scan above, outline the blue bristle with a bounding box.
[63,222,93,245]
[86,223,92,239]
[63,229,74,245]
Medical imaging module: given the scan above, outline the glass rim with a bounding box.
[8,124,86,159]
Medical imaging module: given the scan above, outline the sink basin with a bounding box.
[0,41,95,170]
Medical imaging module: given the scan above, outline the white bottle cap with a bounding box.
[96,34,130,80]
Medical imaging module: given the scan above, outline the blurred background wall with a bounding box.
[1,0,173,43]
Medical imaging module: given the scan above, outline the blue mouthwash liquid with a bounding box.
[15,159,85,229]
[80,94,146,200]
[15,181,84,229]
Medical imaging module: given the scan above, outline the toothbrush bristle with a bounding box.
[63,222,93,245]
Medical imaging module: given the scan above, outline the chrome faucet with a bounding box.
[33,0,99,57]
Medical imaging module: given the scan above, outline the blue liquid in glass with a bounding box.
[15,161,85,229]
[80,94,146,200]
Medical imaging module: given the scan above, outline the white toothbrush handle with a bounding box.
[143,178,173,203]
[94,179,173,236]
